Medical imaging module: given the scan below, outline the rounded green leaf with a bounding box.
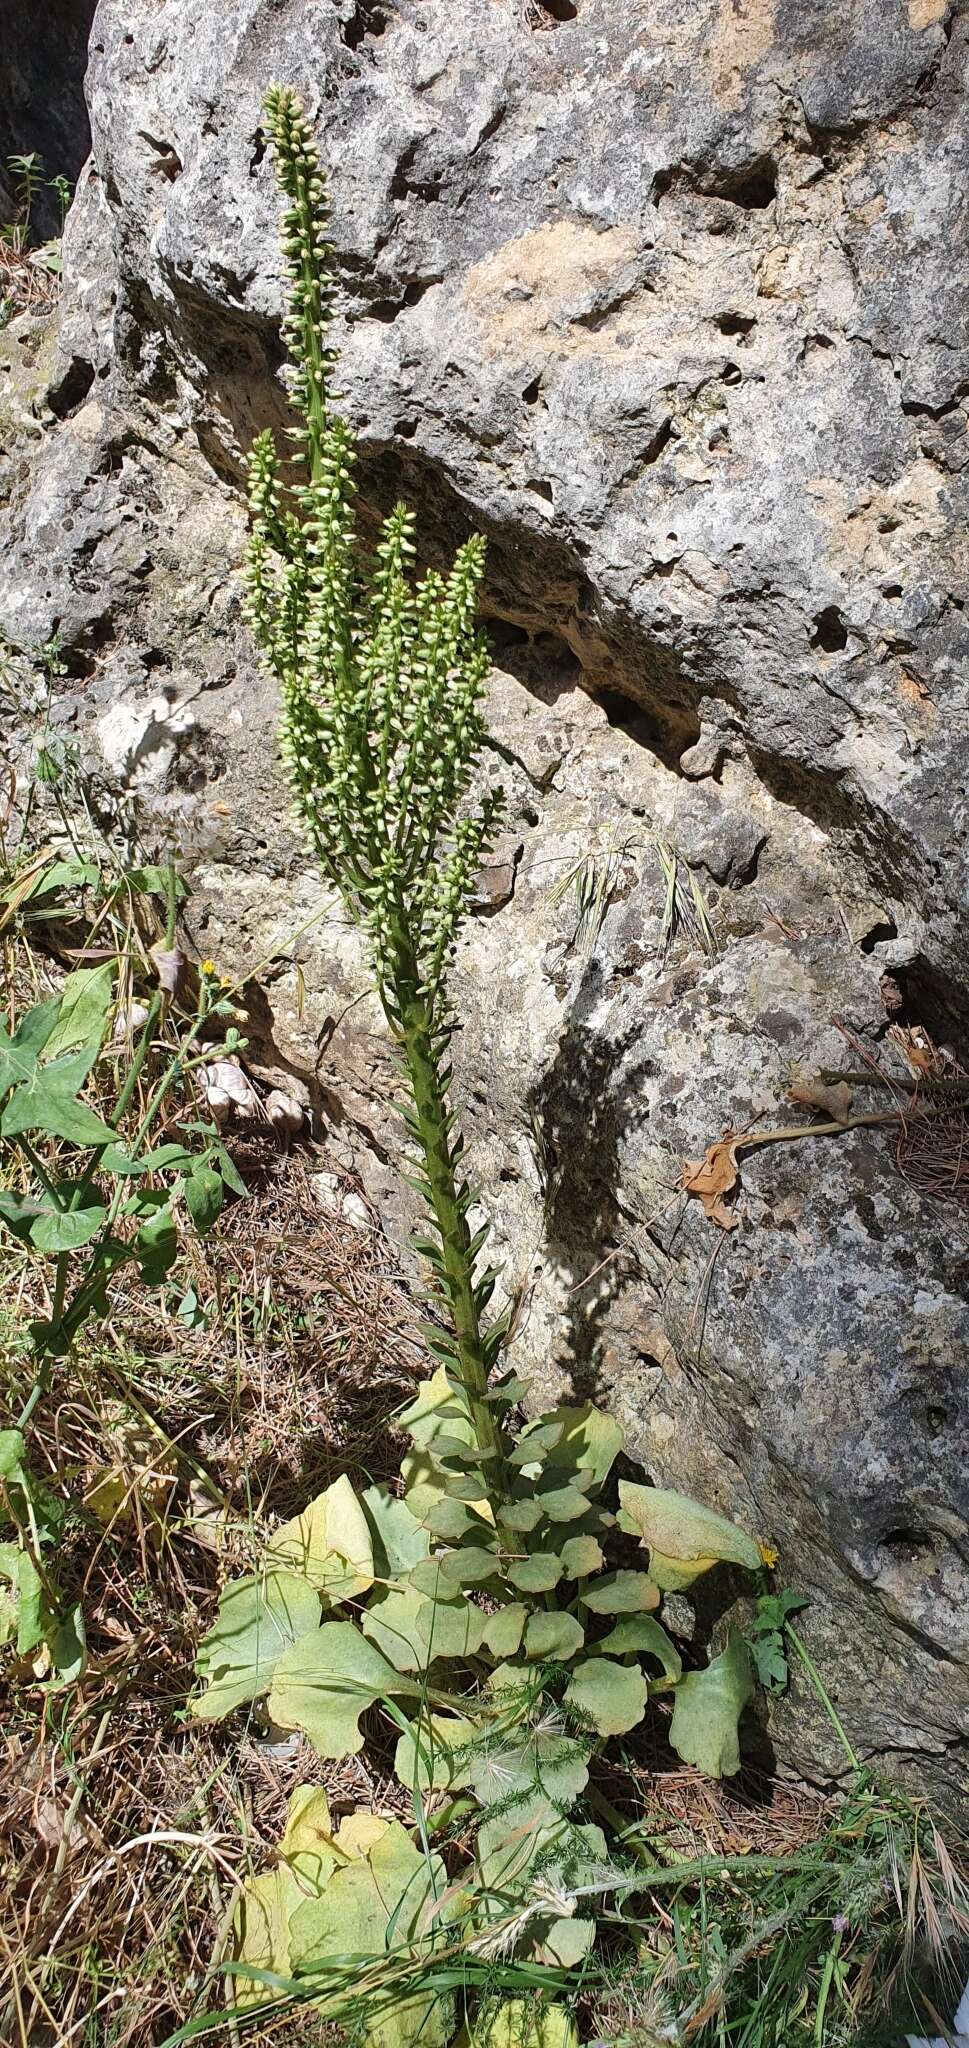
[482,1603,527,1657]
[565,1657,648,1736]
[535,1484,592,1524]
[497,1498,543,1534]
[506,1554,563,1595]
[414,1590,489,1661]
[438,1545,501,1587]
[362,1585,429,1672]
[559,1534,604,1579]
[523,1611,585,1662]
[361,1485,430,1575]
[394,1711,476,1793]
[580,1570,659,1614]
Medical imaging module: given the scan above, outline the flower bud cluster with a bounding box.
[246,87,502,1011]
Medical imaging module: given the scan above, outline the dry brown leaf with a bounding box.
[788,1075,854,1123]
[680,1137,741,1229]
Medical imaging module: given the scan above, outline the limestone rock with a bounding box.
[0,0,967,1805]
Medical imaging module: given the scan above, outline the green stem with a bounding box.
[787,1624,860,1772]
[395,958,504,1487]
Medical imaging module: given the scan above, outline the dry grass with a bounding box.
[0,1147,424,2048]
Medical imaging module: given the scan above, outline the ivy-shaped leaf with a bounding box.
[267,1474,375,1602]
[1,1042,116,1146]
[43,962,116,1060]
[191,1570,321,1721]
[565,1657,648,1737]
[269,1620,419,1757]
[668,1632,754,1777]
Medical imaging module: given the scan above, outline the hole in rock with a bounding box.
[526,478,555,503]
[47,355,95,420]
[249,129,266,175]
[885,956,969,1066]
[879,1526,936,1566]
[487,618,530,655]
[394,419,417,439]
[594,686,700,770]
[719,157,777,209]
[860,918,898,954]
[810,605,849,652]
[718,311,756,338]
[342,3,389,51]
[521,375,542,404]
[529,0,579,21]
[882,583,903,600]
[721,362,742,386]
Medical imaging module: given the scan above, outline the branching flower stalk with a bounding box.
[246,88,508,1477]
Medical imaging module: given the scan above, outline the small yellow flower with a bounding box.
[219,975,234,990]
[759,1541,779,1570]
[200,958,217,976]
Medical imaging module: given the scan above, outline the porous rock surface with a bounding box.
[1,0,968,1804]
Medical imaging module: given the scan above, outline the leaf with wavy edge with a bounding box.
[617,1481,762,1590]
[668,1631,754,1777]
[269,1620,419,1757]
[565,1657,648,1737]
[191,1571,321,1721]
[266,1473,374,1602]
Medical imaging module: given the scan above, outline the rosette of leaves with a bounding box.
[192,1387,770,2015]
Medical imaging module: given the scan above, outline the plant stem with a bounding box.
[786,1624,860,1772]
[397,969,504,1484]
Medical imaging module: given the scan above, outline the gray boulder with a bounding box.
[1,0,967,1805]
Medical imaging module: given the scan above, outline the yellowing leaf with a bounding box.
[517,1404,622,1489]
[191,1571,321,1721]
[466,1999,578,2048]
[268,1619,419,1758]
[232,1784,340,2007]
[266,1473,374,1602]
[617,1481,762,1589]
[287,1820,452,2048]
[668,1632,754,1777]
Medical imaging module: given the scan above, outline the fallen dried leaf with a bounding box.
[788,1074,853,1124]
[681,1137,741,1230]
